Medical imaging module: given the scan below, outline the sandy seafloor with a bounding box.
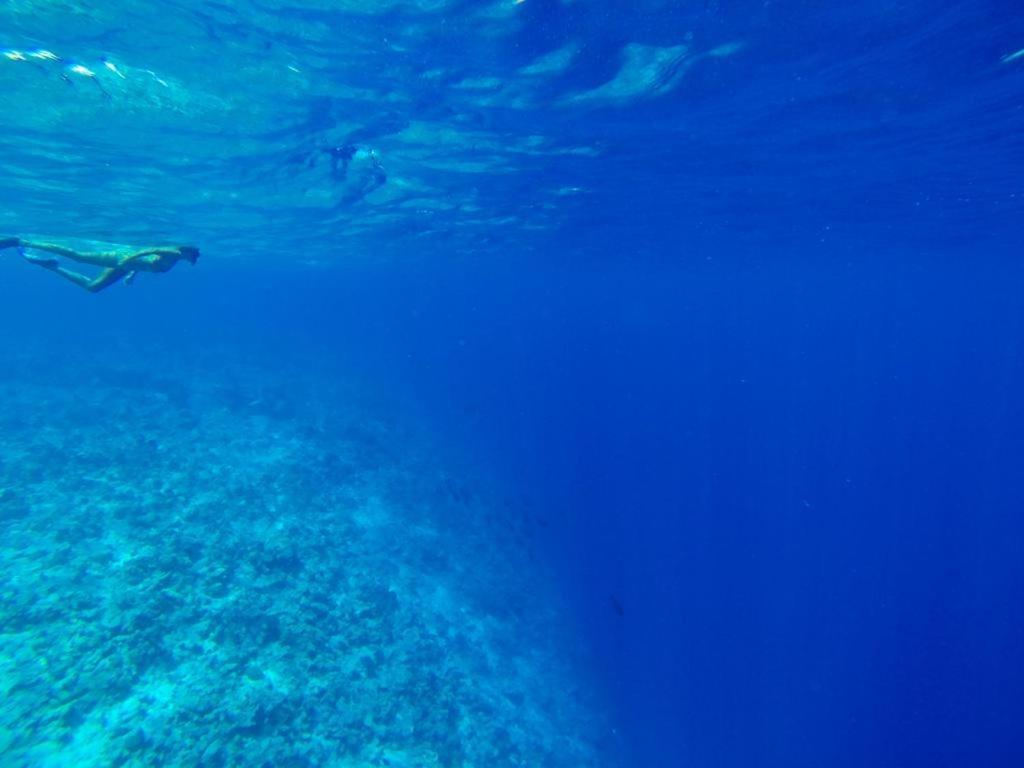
[0,341,615,768]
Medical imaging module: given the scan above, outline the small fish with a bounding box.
[1002,48,1024,64]
[610,594,625,617]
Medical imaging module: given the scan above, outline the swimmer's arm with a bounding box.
[118,248,176,268]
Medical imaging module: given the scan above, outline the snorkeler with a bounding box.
[0,237,199,293]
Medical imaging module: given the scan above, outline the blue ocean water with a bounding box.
[2,1,1023,767]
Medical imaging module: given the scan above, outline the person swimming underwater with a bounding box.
[0,236,199,293]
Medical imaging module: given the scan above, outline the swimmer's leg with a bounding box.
[25,256,126,293]
[17,239,122,268]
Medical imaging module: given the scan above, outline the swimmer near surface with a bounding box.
[1,237,199,293]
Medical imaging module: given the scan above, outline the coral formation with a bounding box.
[0,344,614,767]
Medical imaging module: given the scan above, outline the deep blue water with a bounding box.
[3,1,1024,766]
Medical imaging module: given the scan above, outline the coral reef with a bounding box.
[0,344,614,767]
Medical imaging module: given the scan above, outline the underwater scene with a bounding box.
[1,1,1023,767]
